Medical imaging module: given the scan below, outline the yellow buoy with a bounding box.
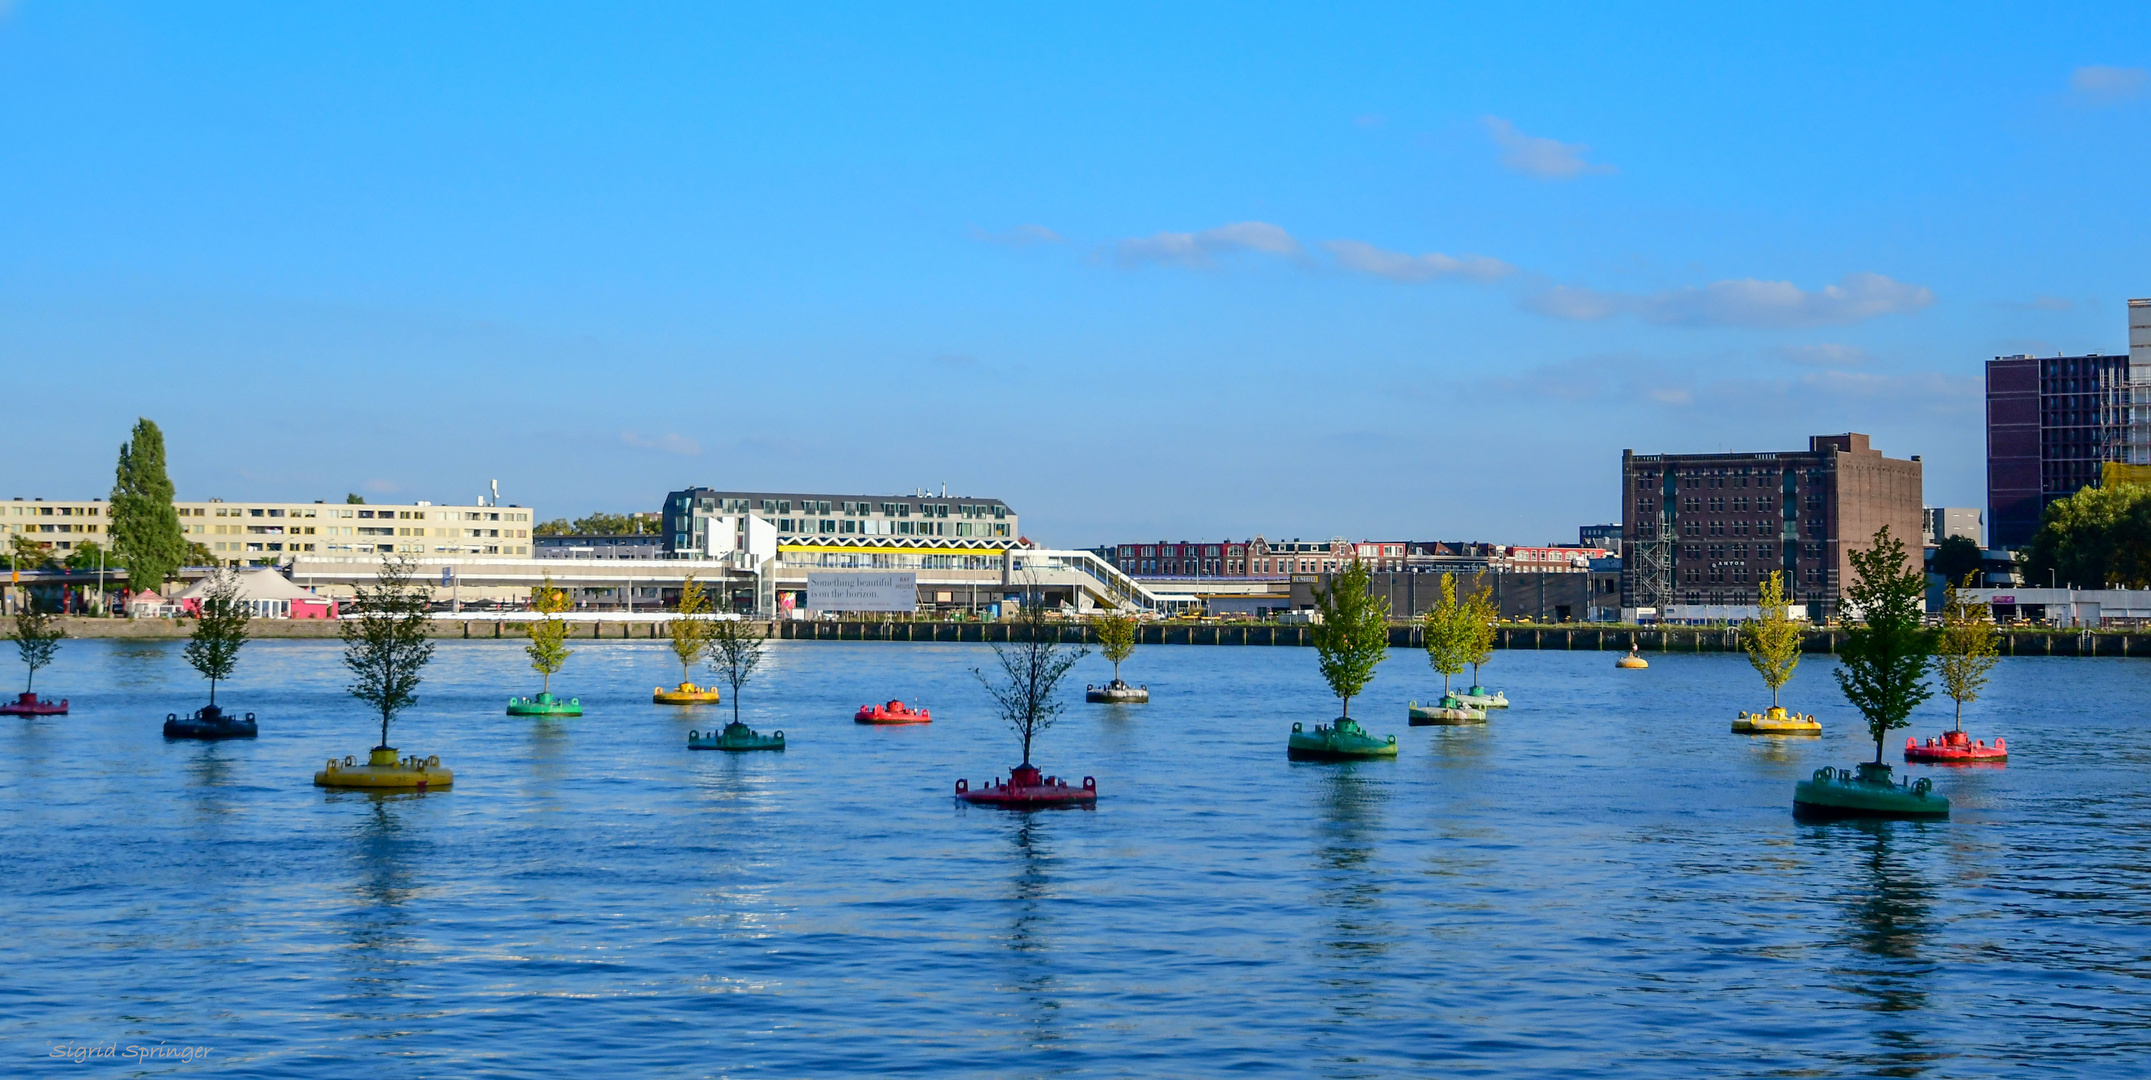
[315,746,453,790]
[1731,706,1821,735]
[1616,648,1649,669]
[653,681,723,705]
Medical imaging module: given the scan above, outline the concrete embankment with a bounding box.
[26,617,2151,657]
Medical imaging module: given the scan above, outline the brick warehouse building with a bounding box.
[1620,433,1923,621]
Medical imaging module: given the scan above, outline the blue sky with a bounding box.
[3,3,2147,546]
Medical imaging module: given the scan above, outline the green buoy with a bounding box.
[1793,761,1948,820]
[1287,717,1398,761]
[507,692,582,717]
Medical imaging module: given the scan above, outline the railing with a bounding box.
[1011,550,1190,613]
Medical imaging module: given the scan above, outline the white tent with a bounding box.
[177,569,335,619]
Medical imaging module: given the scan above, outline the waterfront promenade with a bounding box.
[27,616,2151,657]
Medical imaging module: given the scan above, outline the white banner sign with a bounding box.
[806,571,917,612]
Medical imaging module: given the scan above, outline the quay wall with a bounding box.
[21,617,2151,657]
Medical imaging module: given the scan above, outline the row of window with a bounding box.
[777,552,1002,570]
[773,519,1009,538]
[706,497,1006,520]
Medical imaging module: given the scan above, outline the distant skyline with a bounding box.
[3,4,2147,547]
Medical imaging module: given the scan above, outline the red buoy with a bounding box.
[1904,729,2007,764]
[957,764,1097,809]
[0,691,68,716]
[855,699,931,725]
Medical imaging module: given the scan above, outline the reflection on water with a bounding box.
[335,794,426,1033]
[1817,819,1941,1074]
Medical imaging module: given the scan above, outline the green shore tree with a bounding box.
[341,556,437,750]
[1834,526,1937,764]
[183,569,251,709]
[109,419,187,596]
[1313,559,1391,720]
[1739,571,1803,710]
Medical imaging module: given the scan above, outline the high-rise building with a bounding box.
[1620,433,1923,620]
[1985,298,2151,549]
[1923,507,1982,547]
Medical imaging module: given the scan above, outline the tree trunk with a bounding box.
[1954,698,1962,733]
[380,708,390,751]
[209,677,218,708]
[1340,694,1351,720]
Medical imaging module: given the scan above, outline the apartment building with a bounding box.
[1984,297,2151,548]
[662,488,1016,556]
[2,497,536,567]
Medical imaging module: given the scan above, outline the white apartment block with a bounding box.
[4,497,536,567]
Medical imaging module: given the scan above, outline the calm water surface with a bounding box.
[3,639,2148,1077]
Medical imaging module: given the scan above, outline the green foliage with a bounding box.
[1834,526,1937,764]
[1739,571,1803,708]
[667,573,714,681]
[972,587,1088,765]
[1463,584,1498,683]
[109,419,187,594]
[184,541,215,567]
[183,569,251,706]
[1935,577,2000,732]
[535,513,657,537]
[341,555,437,749]
[11,534,55,570]
[1930,535,1984,587]
[2021,482,2151,588]
[524,576,573,694]
[1094,611,1137,683]
[13,593,63,693]
[1311,560,1391,718]
[1420,573,1469,694]
[63,542,108,573]
[345,493,366,504]
[706,613,769,728]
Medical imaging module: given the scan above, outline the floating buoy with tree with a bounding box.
[509,576,580,716]
[1086,611,1147,703]
[1733,572,1818,735]
[3,595,67,716]
[1290,560,1397,759]
[318,555,448,789]
[1456,584,1506,708]
[166,568,256,739]
[1910,576,2006,763]
[960,585,1095,806]
[1794,526,1945,818]
[656,572,721,704]
[1409,573,1482,725]
[694,614,779,750]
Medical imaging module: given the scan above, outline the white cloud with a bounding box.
[1114,221,1300,268]
[1324,240,1512,283]
[2070,65,2148,104]
[1482,116,1615,179]
[620,431,701,456]
[969,223,1063,246]
[1770,343,1870,367]
[1526,272,1934,328]
[362,478,400,495]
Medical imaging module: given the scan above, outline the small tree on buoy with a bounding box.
[1420,573,1468,696]
[667,573,714,685]
[1312,559,1390,720]
[1463,584,1498,689]
[1095,610,1137,687]
[1834,526,1936,764]
[183,568,251,709]
[341,555,437,751]
[974,585,1088,767]
[705,614,767,729]
[1935,575,1999,733]
[1739,571,1802,710]
[524,576,573,696]
[13,594,63,694]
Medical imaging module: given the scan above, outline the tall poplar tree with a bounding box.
[110,419,187,594]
